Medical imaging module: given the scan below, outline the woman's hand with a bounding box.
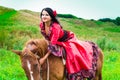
[39,50,51,65]
[39,57,45,65]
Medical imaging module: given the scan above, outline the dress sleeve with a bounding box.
[48,23,63,57]
[50,24,61,45]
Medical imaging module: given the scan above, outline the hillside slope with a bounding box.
[0,6,120,50]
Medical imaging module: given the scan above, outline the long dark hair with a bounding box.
[40,7,61,26]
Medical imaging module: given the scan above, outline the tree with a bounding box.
[98,18,112,22]
[115,17,120,26]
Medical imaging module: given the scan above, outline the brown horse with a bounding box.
[12,39,103,80]
[12,39,65,80]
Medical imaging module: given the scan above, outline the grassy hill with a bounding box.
[0,6,120,80]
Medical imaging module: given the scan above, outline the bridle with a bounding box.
[39,58,49,80]
[24,45,50,80]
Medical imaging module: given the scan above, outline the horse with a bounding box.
[12,39,65,80]
[12,38,103,80]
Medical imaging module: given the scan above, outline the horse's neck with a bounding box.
[38,39,48,57]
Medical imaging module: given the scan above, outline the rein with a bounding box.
[25,41,50,80]
[39,58,50,80]
[26,46,50,80]
[47,58,50,80]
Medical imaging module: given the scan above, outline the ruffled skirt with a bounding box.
[48,32,98,80]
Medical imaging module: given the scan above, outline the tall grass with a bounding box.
[96,36,118,51]
[0,25,41,50]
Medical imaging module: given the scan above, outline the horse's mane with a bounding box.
[25,38,48,57]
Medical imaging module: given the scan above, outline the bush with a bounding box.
[98,18,113,22]
[114,17,120,26]
[96,37,118,51]
[57,14,77,18]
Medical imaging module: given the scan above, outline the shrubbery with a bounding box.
[98,17,120,26]
[96,37,118,51]
[57,14,77,18]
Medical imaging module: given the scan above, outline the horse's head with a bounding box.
[12,39,48,80]
[12,48,41,80]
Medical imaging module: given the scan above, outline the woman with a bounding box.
[39,7,96,80]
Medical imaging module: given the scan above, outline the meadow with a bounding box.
[0,6,120,80]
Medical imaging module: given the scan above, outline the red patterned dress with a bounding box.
[39,22,98,80]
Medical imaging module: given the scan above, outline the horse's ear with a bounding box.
[12,50,22,56]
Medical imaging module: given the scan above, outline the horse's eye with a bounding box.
[34,64,40,71]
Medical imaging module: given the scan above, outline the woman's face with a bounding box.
[41,10,51,23]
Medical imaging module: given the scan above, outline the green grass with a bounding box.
[103,51,120,80]
[0,49,27,80]
[0,6,120,80]
[103,26,120,33]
